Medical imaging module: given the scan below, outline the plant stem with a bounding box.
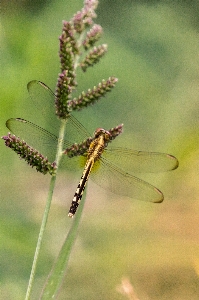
[25,120,67,300]
[24,175,57,300]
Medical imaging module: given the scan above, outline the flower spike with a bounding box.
[59,21,79,73]
[72,0,99,33]
[108,124,123,140]
[2,134,57,175]
[55,20,79,119]
[67,76,118,111]
[82,24,103,50]
[64,137,93,158]
[55,71,74,118]
[80,44,108,72]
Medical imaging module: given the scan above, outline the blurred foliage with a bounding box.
[1,0,199,299]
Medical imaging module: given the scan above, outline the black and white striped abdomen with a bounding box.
[68,160,93,217]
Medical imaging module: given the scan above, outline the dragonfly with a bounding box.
[6,81,179,217]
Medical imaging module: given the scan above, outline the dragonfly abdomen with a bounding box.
[68,159,94,217]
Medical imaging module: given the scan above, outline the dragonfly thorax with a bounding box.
[87,130,108,162]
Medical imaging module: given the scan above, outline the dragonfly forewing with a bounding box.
[6,117,88,171]
[6,118,60,162]
[27,80,90,143]
[28,80,56,118]
[104,148,179,174]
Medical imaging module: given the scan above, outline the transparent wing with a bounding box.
[90,156,164,203]
[27,80,58,130]
[27,80,90,143]
[6,118,60,162]
[104,147,179,173]
[6,118,89,169]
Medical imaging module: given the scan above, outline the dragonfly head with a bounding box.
[94,128,111,142]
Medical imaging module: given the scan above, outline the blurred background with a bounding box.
[1,0,199,299]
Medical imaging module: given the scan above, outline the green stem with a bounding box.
[25,120,67,300]
[55,119,67,166]
[24,175,57,300]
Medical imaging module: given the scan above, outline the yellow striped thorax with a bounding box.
[87,128,111,162]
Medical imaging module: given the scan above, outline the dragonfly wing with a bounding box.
[6,117,89,172]
[6,118,60,162]
[104,147,179,173]
[90,157,164,203]
[27,80,90,144]
[64,114,91,145]
[27,80,57,123]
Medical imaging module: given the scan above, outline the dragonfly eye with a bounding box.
[94,128,104,137]
[94,128,111,139]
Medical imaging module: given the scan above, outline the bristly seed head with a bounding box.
[71,0,99,33]
[82,24,103,50]
[55,70,75,118]
[2,134,57,175]
[56,21,78,119]
[80,44,108,72]
[108,124,123,140]
[59,21,79,72]
[67,77,118,111]
[64,137,93,157]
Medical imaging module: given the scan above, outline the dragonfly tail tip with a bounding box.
[68,212,74,218]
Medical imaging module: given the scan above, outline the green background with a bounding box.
[1,0,199,299]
